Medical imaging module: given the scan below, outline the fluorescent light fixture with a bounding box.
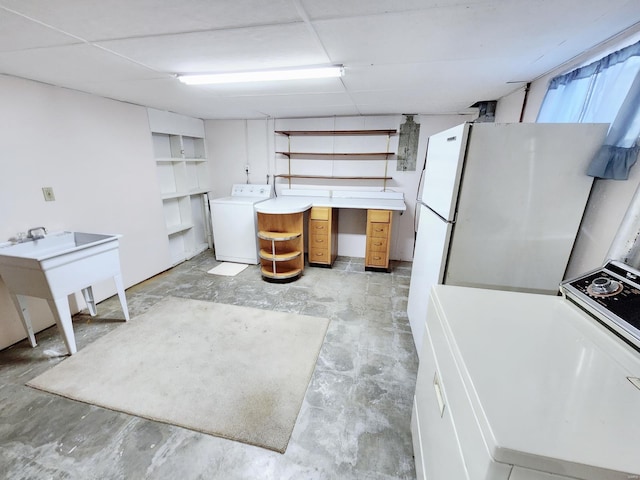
[177,65,343,85]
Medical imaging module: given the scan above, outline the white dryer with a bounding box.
[209,184,272,264]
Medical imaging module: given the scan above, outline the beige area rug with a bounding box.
[207,262,249,276]
[27,297,329,453]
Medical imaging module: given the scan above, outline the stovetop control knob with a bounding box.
[591,277,618,294]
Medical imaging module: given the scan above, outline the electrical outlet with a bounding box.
[42,187,56,201]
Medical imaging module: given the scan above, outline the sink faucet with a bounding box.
[27,227,47,240]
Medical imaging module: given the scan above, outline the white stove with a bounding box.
[561,260,640,352]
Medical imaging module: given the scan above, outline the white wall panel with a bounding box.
[0,76,170,350]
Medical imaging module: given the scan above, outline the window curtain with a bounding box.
[537,40,640,180]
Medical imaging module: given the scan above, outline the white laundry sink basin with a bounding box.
[0,231,130,355]
[0,231,116,262]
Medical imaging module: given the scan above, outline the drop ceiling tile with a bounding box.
[63,77,356,120]
[313,1,639,66]
[343,60,527,94]
[0,43,165,85]
[0,7,79,52]
[0,0,302,41]
[299,0,489,20]
[97,23,329,74]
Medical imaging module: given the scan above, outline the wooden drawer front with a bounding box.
[368,237,388,252]
[368,209,390,223]
[367,252,388,267]
[368,222,389,238]
[309,247,329,263]
[310,207,330,220]
[310,234,328,248]
[310,219,329,234]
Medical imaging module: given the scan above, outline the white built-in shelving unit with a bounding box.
[148,108,210,265]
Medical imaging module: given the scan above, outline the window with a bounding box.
[537,40,640,179]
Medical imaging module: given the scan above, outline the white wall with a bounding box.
[205,114,476,262]
[495,27,640,278]
[0,75,172,350]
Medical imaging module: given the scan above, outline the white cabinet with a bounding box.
[149,109,210,265]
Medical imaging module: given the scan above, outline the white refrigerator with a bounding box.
[407,122,609,355]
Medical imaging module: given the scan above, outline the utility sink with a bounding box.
[0,231,130,355]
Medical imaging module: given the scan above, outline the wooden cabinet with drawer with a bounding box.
[308,206,338,267]
[365,209,392,271]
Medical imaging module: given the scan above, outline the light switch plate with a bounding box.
[42,187,55,201]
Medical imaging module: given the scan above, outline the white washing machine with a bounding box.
[209,184,272,264]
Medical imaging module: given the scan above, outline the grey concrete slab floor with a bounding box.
[0,250,418,479]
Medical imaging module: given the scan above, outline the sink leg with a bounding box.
[47,297,77,355]
[81,286,97,316]
[113,274,130,321]
[9,294,37,348]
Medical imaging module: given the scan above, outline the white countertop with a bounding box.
[254,189,406,214]
[430,285,640,478]
[254,196,313,214]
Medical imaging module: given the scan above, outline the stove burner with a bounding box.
[587,277,623,297]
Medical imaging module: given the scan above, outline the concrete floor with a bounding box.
[0,251,418,479]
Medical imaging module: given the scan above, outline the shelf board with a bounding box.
[161,189,209,200]
[276,151,395,159]
[275,174,393,180]
[275,130,397,136]
[260,266,303,279]
[155,158,182,163]
[259,249,302,261]
[166,223,193,235]
[258,230,302,241]
[156,157,206,163]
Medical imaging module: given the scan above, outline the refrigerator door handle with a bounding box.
[419,201,455,224]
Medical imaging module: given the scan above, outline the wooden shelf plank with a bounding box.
[276,151,394,159]
[259,249,302,261]
[260,266,303,279]
[274,174,393,180]
[275,130,397,136]
[258,230,302,241]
